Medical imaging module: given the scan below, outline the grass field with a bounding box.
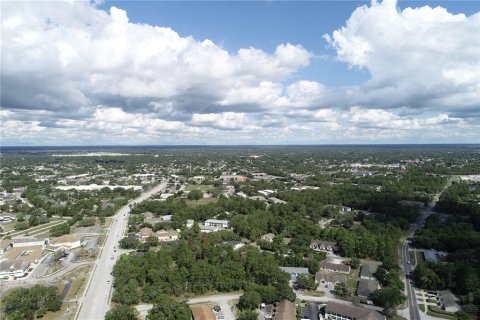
[186,197,218,207]
[419,304,426,312]
[303,290,325,297]
[185,184,214,192]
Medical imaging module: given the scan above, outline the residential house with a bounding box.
[280,267,309,281]
[261,233,275,242]
[156,230,179,242]
[224,240,244,250]
[357,279,379,302]
[318,261,350,274]
[301,303,319,320]
[186,219,194,228]
[136,227,153,241]
[269,197,287,204]
[142,212,155,219]
[204,219,229,229]
[199,225,222,233]
[310,240,337,252]
[324,301,385,320]
[272,299,296,320]
[315,272,347,285]
[360,263,378,280]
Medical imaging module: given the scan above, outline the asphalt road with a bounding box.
[401,178,453,320]
[76,182,167,320]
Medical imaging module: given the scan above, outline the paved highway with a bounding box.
[401,178,453,320]
[76,182,168,320]
[402,207,431,320]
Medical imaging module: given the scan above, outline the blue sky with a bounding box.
[1,0,479,145]
[101,0,479,87]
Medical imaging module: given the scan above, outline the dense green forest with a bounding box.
[1,285,62,320]
[412,182,480,319]
[112,232,295,308]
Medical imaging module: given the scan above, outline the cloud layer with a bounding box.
[1,0,479,145]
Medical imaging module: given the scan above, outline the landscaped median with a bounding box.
[427,305,457,320]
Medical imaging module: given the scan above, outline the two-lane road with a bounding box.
[76,182,167,320]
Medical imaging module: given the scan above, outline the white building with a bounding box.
[12,238,48,249]
[156,230,179,242]
[0,260,31,279]
[48,235,82,251]
[186,219,194,228]
[324,301,385,320]
[204,219,229,229]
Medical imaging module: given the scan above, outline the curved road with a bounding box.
[76,182,167,320]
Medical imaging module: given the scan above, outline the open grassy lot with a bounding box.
[62,265,90,300]
[185,184,214,192]
[186,197,218,207]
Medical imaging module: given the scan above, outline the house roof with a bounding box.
[139,227,153,236]
[2,245,44,263]
[280,267,310,275]
[325,302,384,320]
[360,263,378,278]
[156,230,179,237]
[12,238,47,244]
[272,300,296,320]
[204,219,229,224]
[357,279,379,297]
[190,304,216,320]
[311,240,337,247]
[262,233,275,240]
[315,272,347,284]
[319,261,350,273]
[0,259,30,271]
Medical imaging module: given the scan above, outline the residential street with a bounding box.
[75,182,168,320]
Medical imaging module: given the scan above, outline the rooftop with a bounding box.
[190,304,216,320]
[325,301,384,320]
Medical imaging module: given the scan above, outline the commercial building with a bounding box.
[0,259,31,279]
[324,301,385,320]
[12,238,48,248]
